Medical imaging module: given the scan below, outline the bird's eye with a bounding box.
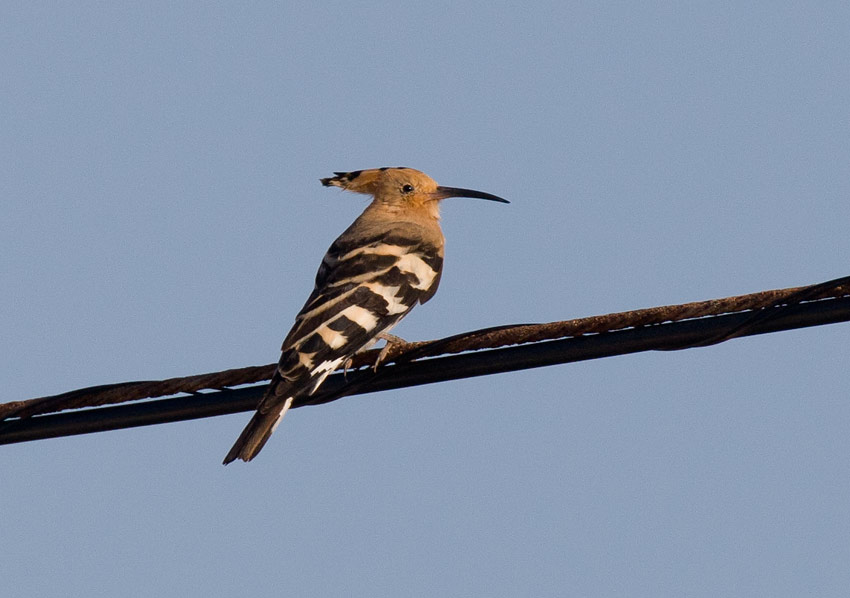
[402,184,415,194]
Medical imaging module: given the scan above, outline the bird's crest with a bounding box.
[320,167,416,195]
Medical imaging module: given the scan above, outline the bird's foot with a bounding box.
[372,333,411,372]
[340,334,414,377]
[341,356,354,379]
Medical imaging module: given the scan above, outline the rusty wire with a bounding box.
[1,276,849,425]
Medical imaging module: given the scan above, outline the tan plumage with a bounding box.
[223,167,508,464]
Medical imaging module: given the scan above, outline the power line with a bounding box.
[1,277,848,445]
[5,276,848,420]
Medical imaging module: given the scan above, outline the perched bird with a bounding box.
[223,167,508,464]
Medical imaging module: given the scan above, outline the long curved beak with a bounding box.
[433,186,510,203]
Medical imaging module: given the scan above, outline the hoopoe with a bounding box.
[223,167,508,464]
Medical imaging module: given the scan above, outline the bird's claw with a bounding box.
[341,356,354,379]
[372,333,409,372]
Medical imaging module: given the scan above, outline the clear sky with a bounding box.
[2,2,849,596]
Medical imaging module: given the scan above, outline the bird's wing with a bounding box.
[272,225,444,394]
[223,224,444,464]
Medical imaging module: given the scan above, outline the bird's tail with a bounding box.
[222,396,293,464]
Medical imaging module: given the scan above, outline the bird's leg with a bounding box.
[372,333,413,372]
[341,356,354,379]
[339,333,410,377]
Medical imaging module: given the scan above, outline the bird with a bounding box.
[223,167,508,464]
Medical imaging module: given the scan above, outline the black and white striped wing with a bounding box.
[225,226,445,464]
[270,227,444,399]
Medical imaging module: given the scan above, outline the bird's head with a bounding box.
[320,167,508,212]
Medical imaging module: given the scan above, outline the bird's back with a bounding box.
[274,217,444,395]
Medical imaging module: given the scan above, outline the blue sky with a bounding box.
[2,2,849,596]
